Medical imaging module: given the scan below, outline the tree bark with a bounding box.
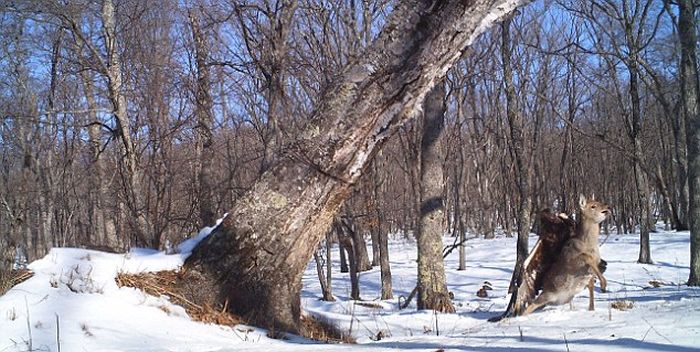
[183,0,528,333]
[677,0,700,285]
[189,8,216,226]
[416,82,455,313]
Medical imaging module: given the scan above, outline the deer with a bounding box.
[522,195,610,315]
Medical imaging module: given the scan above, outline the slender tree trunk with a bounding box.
[416,82,455,313]
[343,219,372,272]
[379,227,393,300]
[183,0,528,332]
[677,0,700,285]
[373,155,393,299]
[339,239,349,273]
[314,234,334,301]
[370,229,380,267]
[628,59,652,264]
[325,231,334,300]
[102,0,149,246]
[336,222,360,300]
[502,17,531,293]
[189,8,216,226]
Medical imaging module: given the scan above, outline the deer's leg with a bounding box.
[588,277,595,311]
[581,253,607,292]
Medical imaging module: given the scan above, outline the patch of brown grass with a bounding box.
[610,300,634,311]
[116,270,238,326]
[300,315,355,343]
[117,271,355,343]
[0,269,34,296]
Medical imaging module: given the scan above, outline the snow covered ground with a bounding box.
[1,225,698,351]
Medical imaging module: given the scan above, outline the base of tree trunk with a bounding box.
[418,290,456,313]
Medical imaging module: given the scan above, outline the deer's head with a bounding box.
[578,194,611,224]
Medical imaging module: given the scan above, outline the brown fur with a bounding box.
[522,195,610,315]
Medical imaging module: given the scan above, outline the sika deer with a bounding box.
[522,195,610,315]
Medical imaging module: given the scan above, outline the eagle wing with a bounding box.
[491,209,575,321]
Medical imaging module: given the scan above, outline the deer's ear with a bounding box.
[579,194,587,209]
[591,194,596,201]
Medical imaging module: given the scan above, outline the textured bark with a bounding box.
[189,8,216,226]
[183,0,528,332]
[677,0,700,285]
[416,82,455,313]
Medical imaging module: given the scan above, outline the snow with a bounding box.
[1,224,699,351]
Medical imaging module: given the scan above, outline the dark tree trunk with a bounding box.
[314,232,334,301]
[677,0,700,285]
[370,223,381,267]
[183,0,528,333]
[502,17,531,293]
[336,221,361,300]
[339,238,349,273]
[342,219,372,272]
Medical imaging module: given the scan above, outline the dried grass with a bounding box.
[610,300,634,311]
[115,270,238,326]
[300,315,355,343]
[0,269,34,295]
[117,271,354,343]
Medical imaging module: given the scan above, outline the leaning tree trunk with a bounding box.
[183,0,528,333]
[677,0,700,286]
[416,82,455,313]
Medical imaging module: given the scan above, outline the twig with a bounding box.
[55,313,61,352]
[642,317,673,344]
[518,326,524,342]
[24,297,32,352]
